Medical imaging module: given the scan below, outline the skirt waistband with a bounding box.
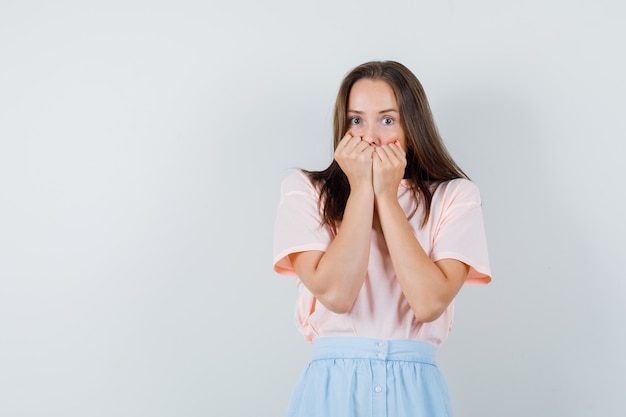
[312,336,436,365]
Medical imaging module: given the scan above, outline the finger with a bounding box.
[371,149,384,166]
[393,140,405,153]
[336,131,354,150]
[373,145,393,163]
[379,143,406,164]
[390,141,407,159]
[342,134,366,152]
[381,146,405,166]
[362,145,376,158]
[353,139,374,154]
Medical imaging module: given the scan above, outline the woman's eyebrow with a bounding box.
[347,108,399,114]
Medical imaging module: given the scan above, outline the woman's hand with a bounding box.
[372,140,406,199]
[291,131,377,314]
[334,132,376,190]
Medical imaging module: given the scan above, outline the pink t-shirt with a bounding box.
[273,170,491,347]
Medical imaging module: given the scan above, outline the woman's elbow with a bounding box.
[411,301,449,323]
[318,292,356,314]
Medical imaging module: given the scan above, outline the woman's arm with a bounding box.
[289,133,375,314]
[373,142,468,322]
[375,197,468,322]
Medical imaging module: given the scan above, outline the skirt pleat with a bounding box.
[287,337,453,417]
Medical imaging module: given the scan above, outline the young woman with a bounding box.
[273,61,491,417]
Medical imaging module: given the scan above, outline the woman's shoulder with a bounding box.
[280,169,317,196]
[433,177,482,205]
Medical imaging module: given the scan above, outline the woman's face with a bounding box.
[346,79,406,150]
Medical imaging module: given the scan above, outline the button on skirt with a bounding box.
[286,336,453,417]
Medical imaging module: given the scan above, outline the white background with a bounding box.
[1,1,625,416]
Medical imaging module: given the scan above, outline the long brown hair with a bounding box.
[305,61,468,230]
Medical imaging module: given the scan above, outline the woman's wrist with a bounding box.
[374,192,401,213]
[349,182,375,198]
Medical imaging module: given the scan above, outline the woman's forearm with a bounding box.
[375,195,467,322]
[290,185,375,313]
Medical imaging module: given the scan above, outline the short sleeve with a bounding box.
[273,171,333,277]
[430,179,492,285]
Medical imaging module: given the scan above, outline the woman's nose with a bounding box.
[363,126,380,146]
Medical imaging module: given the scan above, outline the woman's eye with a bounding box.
[382,117,394,125]
[349,116,361,125]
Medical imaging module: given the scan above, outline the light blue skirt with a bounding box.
[287,337,453,417]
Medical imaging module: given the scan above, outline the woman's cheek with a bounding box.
[349,125,364,134]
